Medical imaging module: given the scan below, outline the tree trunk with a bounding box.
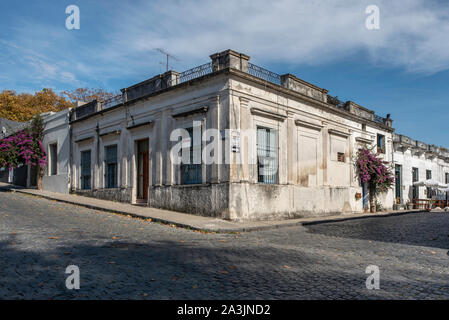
[37,167,43,190]
[369,185,376,213]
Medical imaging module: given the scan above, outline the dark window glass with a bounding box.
[426,170,432,199]
[337,152,345,162]
[377,134,385,154]
[395,165,402,201]
[81,150,91,190]
[49,143,58,176]
[446,173,449,202]
[105,145,118,188]
[412,168,419,200]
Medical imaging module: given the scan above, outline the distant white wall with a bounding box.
[394,148,449,203]
[41,109,71,194]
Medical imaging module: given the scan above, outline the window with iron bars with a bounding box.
[257,127,278,184]
[80,150,91,190]
[105,145,118,188]
[181,127,202,184]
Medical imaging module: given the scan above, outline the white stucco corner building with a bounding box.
[65,49,397,221]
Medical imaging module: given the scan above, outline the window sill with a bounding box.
[331,159,348,164]
[103,187,129,190]
[177,183,207,188]
[149,183,208,188]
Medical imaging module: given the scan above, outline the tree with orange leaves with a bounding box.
[0,88,118,122]
[61,88,119,104]
[0,88,72,122]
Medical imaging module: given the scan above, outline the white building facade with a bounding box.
[40,109,72,194]
[393,134,449,207]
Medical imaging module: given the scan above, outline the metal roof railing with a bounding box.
[247,62,282,85]
[102,94,123,110]
[178,62,213,84]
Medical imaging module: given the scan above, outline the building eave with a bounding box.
[70,66,394,133]
[228,68,395,133]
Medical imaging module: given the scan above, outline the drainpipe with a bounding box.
[96,123,100,190]
[391,132,402,208]
[391,131,397,206]
[69,109,73,193]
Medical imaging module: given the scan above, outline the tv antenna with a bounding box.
[155,48,179,72]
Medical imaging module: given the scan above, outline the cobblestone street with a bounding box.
[0,191,447,300]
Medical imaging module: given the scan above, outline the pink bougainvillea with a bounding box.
[355,147,394,212]
[0,115,47,169]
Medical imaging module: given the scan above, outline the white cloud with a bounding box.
[110,0,449,73]
[2,0,449,93]
[0,39,84,89]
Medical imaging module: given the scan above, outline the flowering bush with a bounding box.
[355,147,394,212]
[0,115,47,169]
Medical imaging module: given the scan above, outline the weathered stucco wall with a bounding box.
[42,174,69,194]
[71,74,230,212]
[229,183,362,221]
[226,74,394,219]
[73,187,132,203]
[148,183,229,218]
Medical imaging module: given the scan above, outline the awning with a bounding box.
[413,179,440,187]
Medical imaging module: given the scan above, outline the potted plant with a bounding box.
[405,201,413,210]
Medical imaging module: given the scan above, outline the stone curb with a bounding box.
[2,186,425,233]
[301,210,423,226]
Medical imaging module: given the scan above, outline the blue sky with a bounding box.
[0,0,448,146]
